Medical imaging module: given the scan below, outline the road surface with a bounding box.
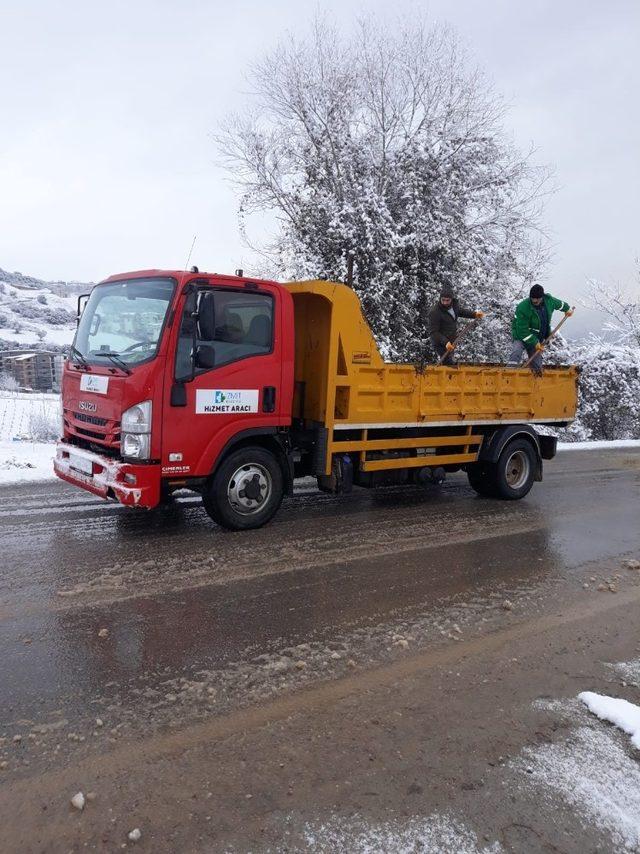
[1,447,640,852]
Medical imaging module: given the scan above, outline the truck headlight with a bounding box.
[122,432,151,459]
[121,401,152,460]
[121,400,152,434]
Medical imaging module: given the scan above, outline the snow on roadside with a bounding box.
[579,692,640,749]
[515,726,640,851]
[557,439,640,451]
[298,814,502,853]
[0,439,55,484]
[0,393,60,484]
[612,661,640,688]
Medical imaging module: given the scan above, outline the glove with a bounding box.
[565,309,574,317]
[535,342,545,352]
[445,342,455,352]
[474,310,485,318]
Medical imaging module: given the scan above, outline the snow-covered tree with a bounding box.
[564,338,640,441]
[217,15,552,360]
[557,266,640,441]
[585,261,640,348]
[0,371,19,392]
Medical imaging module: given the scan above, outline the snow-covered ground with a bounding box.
[515,670,640,852]
[299,814,502,853]
[0,392,60,484]
[0,439,56,485]
[558,439,640,451]
[293,664,640,853]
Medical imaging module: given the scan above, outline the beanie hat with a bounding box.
[440,283,455,299]
[530,284,545,299]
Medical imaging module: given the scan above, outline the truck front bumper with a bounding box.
[54,443,161,508]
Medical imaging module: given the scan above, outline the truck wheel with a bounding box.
[203,447,284,530]
[493,439,536,500]
[467,464,499,497]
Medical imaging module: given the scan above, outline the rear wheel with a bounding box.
[203,446,284,530]
[493,438,536,500]
[467,463,499,497]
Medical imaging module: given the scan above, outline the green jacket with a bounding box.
[511,293,570,346]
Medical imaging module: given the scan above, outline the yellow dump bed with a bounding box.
[285,280,578,432]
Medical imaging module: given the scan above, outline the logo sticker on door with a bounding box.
[196,389,259,414]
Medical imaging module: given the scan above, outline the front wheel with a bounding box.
[203,446,284,530]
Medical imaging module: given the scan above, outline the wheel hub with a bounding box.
[228,464,272,515]
[504,450,530,490]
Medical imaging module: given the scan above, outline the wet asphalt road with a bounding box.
[1,448,639,741]
[1,447,640,852]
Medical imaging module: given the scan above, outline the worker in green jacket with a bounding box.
[509,284,572,373]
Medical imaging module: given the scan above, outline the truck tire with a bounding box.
[493,438,536,500]
[203,446,284,530]
[467,463,499,497]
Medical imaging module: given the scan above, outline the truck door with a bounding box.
[162,282,284,478]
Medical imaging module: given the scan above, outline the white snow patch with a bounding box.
[299,814,502,853]
[0,392,60,440]
[612,660,640,687]
[579,691,640,749]
[0,393,59,483]
[70,791,85,811]
[0,439,56,483]
[557,439,640,451]
[516,726,640,850]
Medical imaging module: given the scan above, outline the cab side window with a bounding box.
[176,288,274,378]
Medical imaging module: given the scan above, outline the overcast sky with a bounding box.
[1,0,638,334]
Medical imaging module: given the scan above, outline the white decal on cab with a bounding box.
[80,374,109,395]
[196,389,259,414]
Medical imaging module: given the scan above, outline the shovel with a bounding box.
[524,307,575,368]
[437,317,482,365]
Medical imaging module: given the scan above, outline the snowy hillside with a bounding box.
[0,268,93,350]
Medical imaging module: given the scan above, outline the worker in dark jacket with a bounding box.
[429,284,484,365]
[509,284,572,373]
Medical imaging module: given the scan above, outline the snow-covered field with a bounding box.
[0,392,60,485]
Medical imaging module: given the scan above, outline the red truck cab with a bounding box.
[55,269,295,527]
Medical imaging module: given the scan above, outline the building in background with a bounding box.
[0,350,64,392]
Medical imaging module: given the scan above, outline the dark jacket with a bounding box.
[429,299,476,346]
[511,294,570,345]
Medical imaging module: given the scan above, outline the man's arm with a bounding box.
[549,295,571,313]
[456,305,478,320]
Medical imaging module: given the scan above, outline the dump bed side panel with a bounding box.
[285,281,578,430]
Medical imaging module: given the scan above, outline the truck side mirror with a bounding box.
[77,293,90,326]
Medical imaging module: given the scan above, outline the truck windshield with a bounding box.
[73,278,175,366]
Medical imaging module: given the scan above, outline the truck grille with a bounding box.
[74,412,108,427]
[64,408,121,451]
